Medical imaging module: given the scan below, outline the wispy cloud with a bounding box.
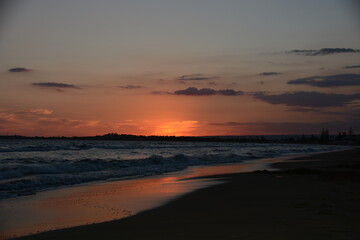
[287,74,360,87]
[8,67,32,73]
[0,108,106,136]
[252,91,360,107]
[32,82,80,92]
[119,85,144,89]
[259,72,281,76]
[173,87,243,96]
[178,74,219,81]
[14,109,53,115]
[344,65,360,69]
[287,48,360,56]
[0,108,53,126]
[286,107,360,119]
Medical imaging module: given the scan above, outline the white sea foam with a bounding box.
[0,139,347,199]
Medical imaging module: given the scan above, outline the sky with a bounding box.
[0,0,360,136]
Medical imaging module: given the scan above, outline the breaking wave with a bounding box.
[0,139,347,199]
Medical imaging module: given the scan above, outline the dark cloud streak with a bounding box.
[173,87,243,96]
[178,74,219,81]
[32,82,80,91]
[344,65,360,69]
[259,72,281,76]
[287,74,360,87]
[119,85,144,89]
[8,67,32,73]
[253,91,360,107]
[288,48,360,56]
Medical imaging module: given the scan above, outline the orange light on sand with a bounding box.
[154,121,199,136]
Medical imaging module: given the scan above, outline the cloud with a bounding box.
[174,87,216,96]
[0,108,106,136]
[344,65,360,69]
[0,108,53,120]
[286,107,360,119]
[32,82,80,91]
[259,72,281,76]
[14,109,53,115]
[173,87,243,96]
[119,85,144,89]
[8,67,32,73]
[252,91,360,107]
[217,89,243,96]
[288,48,360,56]
[36,118,99,128]
[178,74,219,81]
[0,108,54,128]
[287,74,360,87]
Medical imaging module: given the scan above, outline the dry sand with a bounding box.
[14,148,360,240]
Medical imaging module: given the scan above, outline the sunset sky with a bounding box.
[0,0,360,136]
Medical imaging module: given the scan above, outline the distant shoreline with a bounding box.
[1,133,359,145]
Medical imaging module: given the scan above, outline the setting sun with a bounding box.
[154,121,199,136]
[1,1,359,239]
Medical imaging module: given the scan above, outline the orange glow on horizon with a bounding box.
[153,121,199,136]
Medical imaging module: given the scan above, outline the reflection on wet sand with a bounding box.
[0,158,273,239]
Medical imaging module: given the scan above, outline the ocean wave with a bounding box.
[0,153,250,199]
[0,140,347,199]
[2,140,292,154]
[0,153,248,180]
[0,141,240,153]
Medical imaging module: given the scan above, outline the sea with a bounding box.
[0,139,348,199]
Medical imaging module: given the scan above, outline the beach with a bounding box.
[2,1,359,239]
[10,148,360,240]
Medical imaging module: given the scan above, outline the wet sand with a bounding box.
[1,156,270,239]
[13,148,360,240]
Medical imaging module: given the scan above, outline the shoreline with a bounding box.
[9,148,360,239]
[1,142,341,201]
[1,153,289,239]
